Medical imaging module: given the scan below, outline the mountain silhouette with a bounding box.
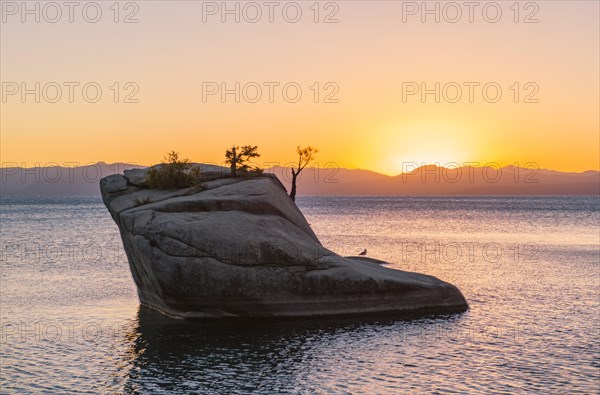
[1,163,598,196]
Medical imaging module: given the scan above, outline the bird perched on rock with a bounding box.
[359,249,367,256]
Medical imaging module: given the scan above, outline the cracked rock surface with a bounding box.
[100,167,468,318]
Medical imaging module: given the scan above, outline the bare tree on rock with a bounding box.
[290,146,318,201]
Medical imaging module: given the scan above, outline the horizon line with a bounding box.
[1,161,599,177]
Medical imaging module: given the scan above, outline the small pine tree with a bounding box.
[225,145,261,176]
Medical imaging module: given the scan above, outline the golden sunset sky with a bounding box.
[1,1,598,175]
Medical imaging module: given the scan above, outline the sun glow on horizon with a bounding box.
[377,120,485,174]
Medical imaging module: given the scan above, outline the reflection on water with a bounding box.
[121,307,470,394]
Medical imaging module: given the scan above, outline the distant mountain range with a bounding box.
[1,162,598,196]
[272,165,600,196]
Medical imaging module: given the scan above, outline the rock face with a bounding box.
[100,166,468,318]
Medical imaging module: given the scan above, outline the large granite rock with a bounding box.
[100,166,468,318]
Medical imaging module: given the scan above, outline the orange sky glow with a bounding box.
[1,1,598,175]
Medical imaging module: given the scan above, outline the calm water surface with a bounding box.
[1,196,599,394]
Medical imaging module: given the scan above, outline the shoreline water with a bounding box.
[1,196,598,394]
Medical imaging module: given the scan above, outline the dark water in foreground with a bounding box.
[1,196,599,394]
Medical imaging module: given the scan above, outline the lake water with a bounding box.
[1,196,598,394]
